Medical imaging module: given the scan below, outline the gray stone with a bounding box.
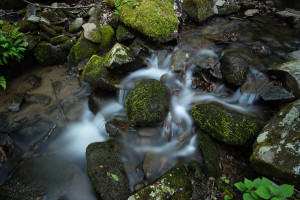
[239,1,256,9]
[276,10,300,25]
[7,93,24,112]
[244,9,259,17]
[250,100,300,185]
[215,0,226,7]
[69,18,83,33]
[82,23,101,43]
[258,82,295,103]
[269,60,300,98]
[105,117,137,137]
[28,16,40,23]
[217,4,241,15]
[182,0,215,24]
[40,17,51,26]
[285,50,300,61]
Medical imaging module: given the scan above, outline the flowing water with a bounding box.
[1,14,300,199]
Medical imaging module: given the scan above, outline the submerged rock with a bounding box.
[7,93,24,112]
[24,94,51,105]
[191,103,265,146]
[128,162,192,200]
[119,0,178,43]
[182,0,215,24]
[86,141,131,200]
[105,43,146,72]
[125,79,170,127]
[269,60,300,98]
[105,117,137,137]
[250,99,300,185]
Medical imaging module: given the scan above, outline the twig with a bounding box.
[21,0,95,9]
[50,79,66,122]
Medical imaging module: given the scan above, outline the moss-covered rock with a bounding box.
[116,25,135,42]
[197,131,221,178]
[40,11,60,22]
[105,0,116,8]
[22,34,41,51]
[182,0,215,24]
[60,38,76,51]
[33,42,65,66]
[67,26,115,66]
[191,103,265,146]
[250,99,300,185]
[86,141,131,200]
[217,4,240,15]
[82,23,102,43]
[50,35,69,45]
[105,43,146,72]
[82,55,116,90]
[39,23,58,37]
[119,0,178,43]
[68,18,83,33]
[125,79,169,127]
[128,162,192,200]
[18,20,39,33]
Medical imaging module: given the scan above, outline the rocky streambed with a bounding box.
[0,0,300,200]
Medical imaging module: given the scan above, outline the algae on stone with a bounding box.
[191,103,265,146]
[119,0,178,43]
[125,79,169,127]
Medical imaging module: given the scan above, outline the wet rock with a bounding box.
[191,103,265,146]
[119,0,178,43]
[215,0,225,7]
[67,26,115,66]
[82,55,114,90]
[88,7,103,26]
[24,94,51,105]
[33,42,66,66]
[105,117,137,137]
[239,1,256,10]
[51,25,65,33]
[221,50,254,87]
[116,25,135,43]
[250,99,300,185]
[128,162,192,200]
[40,17,51,26]
[125,79,170,127]
[182,0,215,24]
[217,4,241,15]
[269,60,300,98]
[86,141,131,200]
[276,10,300,25]
[0,113,9,131]
[197,131,221,178]
[105,43,146,72]
[244,9,259,17]
[82,23,101,43]
[7,93,24,112]
[28,16,41,23]
[258,82,295,103]
[169,49,188,72]
[0,155,93,200]
[50,35,69,45]
[68,18,83,33]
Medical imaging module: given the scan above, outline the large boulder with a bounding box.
[250,100,300,185]
[119,0,178,43]
[221,50,257,87]
[269,60,300,99]
[182,0,215,24]
[128,162,192,200]
[82,55,115,90]
[86,141,131,200]
[191,103,265,146]
[105,43,146,72]
[125,79,170,127]
[67,25,115,66]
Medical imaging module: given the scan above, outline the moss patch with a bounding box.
[33,42,65,66]
[119,0,178,43]
[50,35,69,45]
[125,79,169,127]
[191,103,265,146]
[82,55,107,84]
[182,0,215,23]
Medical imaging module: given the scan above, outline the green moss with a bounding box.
[191,104,265,146]
[82,55,108,86]
[105,0,116,8]
[119,0,178,43]
[60,38,76,51]
[18,20,39,32]
[116,25,134,42]
[125,79,169,127]
[182,0,214,23]
[217,4,240,15]
[98,25,115,49]
[33,42,64,66]
[50,35,69,45]
[40,23,57,37]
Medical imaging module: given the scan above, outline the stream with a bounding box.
[0,12,300,200]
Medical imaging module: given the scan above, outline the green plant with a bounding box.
[0,20,27,89]
[107,172,119,182]
[113,0,139,15]
[234,177,295,200]
[220,176,235,200]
